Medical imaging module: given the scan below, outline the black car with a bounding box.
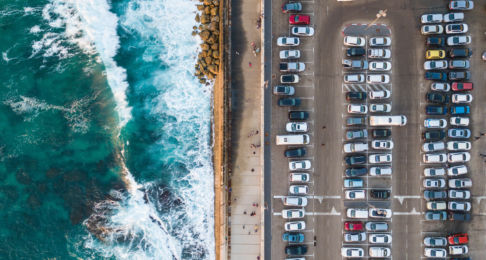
[346,92,367,100]
[449,71,471,80]
[448,213,471,222]
[426,106,447,115]
[285,245,307,255]
[370,189,390,199]
[422,130,446,141]
[449,48,473,58]
[345,167,368,177]
[284,148,307,158]
[426,92,450,104]
[426,37,445,47]
[372,129,391,137]
[346,48,366,57]
[424,190,447,200]
[278,98,301,107]
[344,155,366,165]
[425,72,447,82]
[289,111,309,120]
[450,258,471,260]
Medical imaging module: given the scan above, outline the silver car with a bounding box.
[369,234,392,244]
[449,189,471,199]
[289,185,309,195]
[369,37,391,46]
[422,142,445,152]
[421,14,443,23]
[424,60,448,70]
[365,222,388,231]
[424,237,447,246]
[344,232,366,242]
[280,50,300,59]
[445,23,468,34]
[344,74,365,83]
[277,37,300,46]
[369,61,392,71]
[292,26,314,36]
[450,117,469,126]
[421,25,444,34]
[286,122,309,132]
[431,82,451,92]
[444,12,464,22]
[424,167,446,176]
[423,178,446,188]
[447,165,468,176]
[447,36,471,46]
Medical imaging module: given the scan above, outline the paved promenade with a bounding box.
[229,0,262,259]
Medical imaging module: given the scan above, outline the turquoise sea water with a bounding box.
[0,0,214,259]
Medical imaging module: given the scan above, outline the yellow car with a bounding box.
[426,50,445,59]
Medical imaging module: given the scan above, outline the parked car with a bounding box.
[274,85,295,95]
[285,221,306,231]
[424,248,447,257]
[369,247,391,257]
[449,71,471,80]
[369,208,391,218]
[423,153,447,164]
[369,104,391,112]
[427,201,447,210]
[451,82,473,91]
[344,232,366,242]
[449,189,471,199]
[421,13,443,23]
[424,60,448,70]
[446,23,468,34]
[277,37,300,46]
[369,90,391,99]
[346,48,366,57]
[447,165,468,175]
[343,60,369,70]
[289,173,310,182]
[449,48,473,58]
[344,155,366,165]
[345,190,366,199]
[423,178,446,188]
[448,234,468,245]
[368,48,391,59]
[448,152,471,163]
[365,222,388,231]
[289,111,309,120]
[426,92,450,104]
[431,82,451,92]
[344,179,364,188]
[346,129,368,139]
[344,74,365,83]
[344,36,365,47]
[343,143,369,153]
[424,167,446,176]
[452,94,473,103]
[280,50,300,59]
[289,160,311,170]
[426,50,445,59]
[372,129,391,138]
[448,178,472,188]
[369,167,392,176]
[448,129,471,138]
[289,185,309,195]
[422,130,446,140]
[371,140,394,149]
[348,104,368,114]
[283,196,308,206]
[370,190,390,199]
[369,37,391,46]
[422,141,445,152]
[286,122,309,132]
[451,106,470,115]
[347,117,367,126]
[341,248,364,258]
[369,61,392,71]
[424,190,447,200]
[282,209,305,219]
[422,25,444,34]
[367,74,390,83]
[424,118,447,128]
[289,15,310,25]
[447,141,471,151]
[346,92,367,100]
[426,106,447,115]
[426,37,445,47]
[281,75,300,83]
[282,3,302,13]
[282,232,305,242]
[449,59,470,69]
[425,211,447,220]
[449,245,469,255]
[285,245,307,255]
[449,1,474,10]
[448,212,471,222]
[347,208,368,218]
[369,154,392,164]
[284,148,307,158]
[444,12,464,22]
[345,221,363,231]
[424,237,447,246]
[425,72,447,81]
[292,26,314,36]
[448,201,471,211]
[278,98,301,107]
[450,117,469,126]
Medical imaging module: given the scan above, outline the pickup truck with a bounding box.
[368,48,391,59]
[279,62,306,72]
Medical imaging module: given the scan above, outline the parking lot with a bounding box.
[267,0,486,259]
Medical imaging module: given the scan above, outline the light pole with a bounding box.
[365,9,387,30]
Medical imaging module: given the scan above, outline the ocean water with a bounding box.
[0,0,214,259]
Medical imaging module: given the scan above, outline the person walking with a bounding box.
[321,144,325,147]
[474,136,481,141]
[480,132,485,136]
[323,126,326,129]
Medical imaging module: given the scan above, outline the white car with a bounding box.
[452,94,473,103]
[369,167,392,176]
[369,208,392,218]
[283,196,308,206]
[369,104,391,113]
[424,119,447,128]
[450,117,469,126]
[344,74,365,83]
[369,90,391,99]
[431,82,451,92]
[285,221,306,231]
[421,13,443,23]
[447,36,471,46]
[277,37,300,46]
[369,154,392,164]
[448,201,471,211]
[282,209,305,219]
[447,141,471,151]
[447,165,468,176]
[347,208,368,218]
[424,237,447,246]
[424,167,446,176]
[369,234,392,244]
[280,50,300,59]
[289,160,311,170]
[369,37,391,46]
[449,245,468,255]
[289,173,310,182]
[341,248,364,258]
[448,178,472,188]
[449,1,474,10]
[367,74,390,84]
[449,189,471,199]
[369,247,391,257]
[344,36,365,47]
[421,25,444,34]
[369,61,392,71]
[447,152,470,163]
[424,60,448,70]
[348,104,368,114]
[286,122,309,132]
[424,248,447,258]
[445,23,468,34]
[292,26,314,36]
[371,140,394,150]
[423,153,447,163]
[427,201,447,210]
[423,178,446,188]
[422,142,445,152]
[368,49,391,59]
[345,190,366,199]
[444,12,464,22]
[289,185,309,195]
[344,232,366,242]
[344,142,369,153]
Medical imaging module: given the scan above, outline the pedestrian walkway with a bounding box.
[228,0,262,258]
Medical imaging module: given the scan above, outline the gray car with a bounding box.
[273,86,295,95]
[449,60,470,69]
[424,237,447,246]
[365,222,388,231]
[425,211,447,220]
[424,190,447,200]
[346,129,368,140]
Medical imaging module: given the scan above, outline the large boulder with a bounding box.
[213,50,220,58]
[195,13,200,23]
[192,31,198,36]
[204,0,212,5]
[200,43,210,51]
[204,6,211,15]
[206,35,215,44]
[200,59,207,67]
[196,5,204,11]
[207,49,213,57]
[211,43,219,50]
[208,65,219,74]
[214,59,220,65]
[200,78,206,84]
[213,29,220,36]
[199,24,204,31]
[211,15,220,22]
[201,14,209,24]
[199,30,210,40]
[213,0,219,5]
[208,72,215,80]
[211,7,219,16]
[206,22,217,31]
[205,56,213,65]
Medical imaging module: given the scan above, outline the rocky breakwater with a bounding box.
[193,0,221,84]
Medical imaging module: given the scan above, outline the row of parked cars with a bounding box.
[420,2,474,258]
[341,34,394,259]
[277,3,314,257]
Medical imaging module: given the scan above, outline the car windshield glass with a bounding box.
[305,28,310,34]
[350,192,355,198]
[454,237,459,243]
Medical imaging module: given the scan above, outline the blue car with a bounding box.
[344,179,364,188]
[426,106,447,115]
[282,233,305,242]
[425,72,447,82]
[451,106,470,115]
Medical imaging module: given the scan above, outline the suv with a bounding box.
[449,71,471,80]
[285,245,308,255]
[289,111,309,120]
[426,37,445,46]
[449,48,473,58]
[426,92,450,104]
[370,190,390,199]
[346,48,365,56]
[424,190,447,200]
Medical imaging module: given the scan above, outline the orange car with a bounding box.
[448,234,468,245]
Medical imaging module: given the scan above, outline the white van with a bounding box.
[347,208,369,218]
[276,134,310,145]
[369,115,407,126]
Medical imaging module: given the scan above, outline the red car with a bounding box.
[289,15,310,25]
[452,82,473,91]
[344,221,363,231]
[448,234,468,244]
